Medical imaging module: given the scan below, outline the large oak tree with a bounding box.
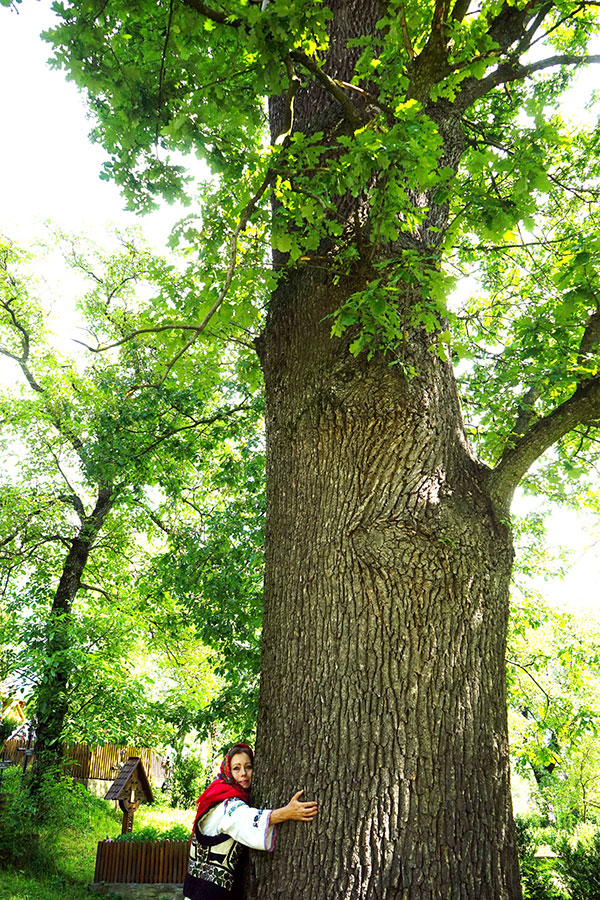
[12,0,600,896]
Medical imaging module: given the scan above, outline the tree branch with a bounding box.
[488,377,600,512]
[398,3,415,58]
[514,0,554,56]
[177,0,240,27]
[0,299,86,453]
[131,402,250,460]
[274,56,302,146]
[73,322,207,354]
[58,493,86,519]
[47,443,85,511]
[77,169,273,382]
[431,0,452,35]
[0,298,45,394]
[86,486,114,538]
[506,385,541,448]
[290,50,365,126]
[457,236,578,253]
[154,172,273,387]
[450,0,472,23]
[131,503,173,535]
[521,52,600,77]
[507,658,552,717]
[156,0,175,145]
[0,504,61,548]
[335,80,395,117]
[578,310,600,366]
[79,582,112,600]
[456,53,600,111]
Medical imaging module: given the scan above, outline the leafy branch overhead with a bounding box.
[24,0,600,510]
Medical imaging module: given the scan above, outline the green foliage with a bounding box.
[43,1,333,210]
[139,421,265,742]
[558,829,600,899]
[508,608,600,780]
[3,8,600,891]
[0,766,115,870]
[0,715,19,743]
[507,548,600,832]
[35,0,600,367]
[0,871,90,900]
[515,815,564,900]
[168,751,210,810]
[114,822,189,841]
[452,118,600,491]
[35,769,98,828]
[0,784,195,899]
[0,768,38,869]
[20,0,600,541]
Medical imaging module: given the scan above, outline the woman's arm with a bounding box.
[216,800,277,850]
[269,790,318,825]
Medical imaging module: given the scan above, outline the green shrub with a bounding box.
[0,764,120,874]
[114,823,190,841]
[558,828,600,899]
[0,766,39,869]
[37,771,96,828]
[0,721,14,744]
[515,815,564,900]
[169,752,207,809]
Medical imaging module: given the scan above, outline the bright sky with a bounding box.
[0,0,184,246]
[515,496,600,620]
[1,1,600,622]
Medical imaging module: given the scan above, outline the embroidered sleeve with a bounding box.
[219,799,277,852]
[224,799,245,817]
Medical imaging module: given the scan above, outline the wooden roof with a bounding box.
[104,756,154,803]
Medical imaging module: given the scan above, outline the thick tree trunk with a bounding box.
[250,264,522,899]
[248,3,522,896]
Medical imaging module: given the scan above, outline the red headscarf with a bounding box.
[192,743,254,829]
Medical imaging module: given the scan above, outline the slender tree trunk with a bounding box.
[33,487,113,787]
[250,263,521,899]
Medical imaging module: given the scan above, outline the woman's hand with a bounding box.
[270,790,318,824]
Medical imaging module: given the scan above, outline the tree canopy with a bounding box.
[0,233,263,758]
[20,0,599,511]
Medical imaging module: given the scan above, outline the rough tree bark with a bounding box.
[249,2,522,898]
[252,274,520,900]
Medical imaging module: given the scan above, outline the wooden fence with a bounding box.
[94,839,188,884]
[1,741,167,786]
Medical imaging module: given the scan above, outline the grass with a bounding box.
[135,802,193,833]
[0,870,98,900]
[0,869,93,900]
[0,779,193,900]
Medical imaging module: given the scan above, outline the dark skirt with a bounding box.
[183,871,241,900]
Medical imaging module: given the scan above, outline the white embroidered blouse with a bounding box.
[199,798,277,852]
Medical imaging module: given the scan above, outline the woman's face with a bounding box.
[230,751,253,789]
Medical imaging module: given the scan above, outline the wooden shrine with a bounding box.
[105,756,154,833]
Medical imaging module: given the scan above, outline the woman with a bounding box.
[183,743,318,900]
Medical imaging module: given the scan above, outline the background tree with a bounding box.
[0,234,259,779]
[7,0,600,896]
[508,593,600,827]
